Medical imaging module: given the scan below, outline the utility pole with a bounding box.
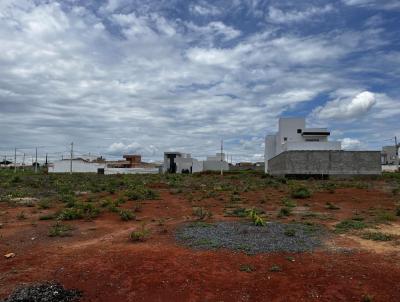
[45,153,48,166]
[395,136,399,172]
[14,148,17,173]
[22,153,25,172]
[35,147,38,173]
[70,142,73,174]
[220,139,224,176]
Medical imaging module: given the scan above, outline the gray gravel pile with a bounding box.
[176,222,326,253]
[2,282,81,302]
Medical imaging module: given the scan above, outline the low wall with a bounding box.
[268,150,381,177]
[104,168,160,175]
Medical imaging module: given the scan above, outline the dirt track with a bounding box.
[1,186,400,301]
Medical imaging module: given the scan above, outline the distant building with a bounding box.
[163,152,203,174]
[50,155,159,174]
[265,117,341,173]
[381,146,398,165]
[203,153,229,172]
[265,118,381,177]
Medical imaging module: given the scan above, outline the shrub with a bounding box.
[278,207,291,218]
[375,211,397,223]
[130,224,150,242]
[247,208,266,226]
[335,218,367,233]
[361,232,394,241]
[119,209,135,221]
[396,207,400,217]
[269,265,282,272]
[39,214,56,220]
[282,197,296,208]
[193,207,212,220]
[325,202,340,210]
[361,294,374,302]
[291,186,311,199]
[58,203,100,220]
[49,222,72,237]
[239,264,255,272]
[38,198,52,209]
[126,186,159,201]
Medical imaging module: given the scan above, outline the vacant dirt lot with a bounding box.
[1,172,400,301]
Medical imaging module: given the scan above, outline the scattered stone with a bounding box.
[2,282,81,302]
[176,221,326,254]
[74,191,89,196]
[11,197,39,207]
[4,253,15,259]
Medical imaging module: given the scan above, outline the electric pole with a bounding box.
[35,147,38,173]
[395,136,399,172]
[220,139,224,176]
[14,148,17,173]
[22,153,25,172]
[70,142,73,174]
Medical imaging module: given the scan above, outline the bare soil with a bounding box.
[1,184,400,301]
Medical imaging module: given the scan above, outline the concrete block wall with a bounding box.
[268,150,381,176]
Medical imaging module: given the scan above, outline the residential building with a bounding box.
[381,146,399,165]
[265,117,341,173]
[203,153,229,172]
[265,117,381,177]
[163,152,203,174]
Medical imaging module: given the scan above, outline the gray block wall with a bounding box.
[268,150,381,176]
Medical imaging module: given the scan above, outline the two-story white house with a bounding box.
[265,118,342,173]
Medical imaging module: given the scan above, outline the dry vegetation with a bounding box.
[1,170,400,301]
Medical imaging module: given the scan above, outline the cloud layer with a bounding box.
[0,0,399,162]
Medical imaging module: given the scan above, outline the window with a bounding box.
[284,137,287,141]
[297,129,302,134]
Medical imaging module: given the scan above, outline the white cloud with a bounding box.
[341,138,362,150]
[267,5,334,24]
[313,91,377,120]
[342,0,400,10]
[189,3,221,16]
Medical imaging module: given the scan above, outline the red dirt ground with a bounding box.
[1,186,400,301]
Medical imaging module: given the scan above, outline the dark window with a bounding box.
[284,137,287,141]
[297,129,302,133]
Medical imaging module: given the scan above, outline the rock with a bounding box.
[12,197,39,206]
[74,191,89,196]
[4,253,15,259]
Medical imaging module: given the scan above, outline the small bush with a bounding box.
[396,207,400,217]
[282,197,296,208]
[119,209,135,221]
[278,207,291,218]
[375,211,397,223]
[126,186,159,201]
[247,208,266,226]
[130,224,150,242]
[58,203,100,220]
[335,218,367,233]
[38,199,52,209]
[325,202,340,210]
[49,222,72,237]
[193,207,212,220]
[361,294,374,302]
[361,232,394,241]
[239,264,255,272]
[39,214,56,220]
[291,186,311,199]
[269,265,282,272]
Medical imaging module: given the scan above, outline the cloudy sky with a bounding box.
[0,0,399,162]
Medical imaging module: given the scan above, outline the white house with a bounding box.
[49,159,106,173]
[265,117,341,172]
[203,153,229,172]
[163,152,203,174]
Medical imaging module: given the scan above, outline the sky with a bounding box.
[0,0,399,163]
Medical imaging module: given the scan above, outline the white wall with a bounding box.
[49,160,105,173]
[203,160,229,171]
[284,141,341,152]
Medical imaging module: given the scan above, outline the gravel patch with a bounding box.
[176,221,326,253]
[2,282,81,302]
